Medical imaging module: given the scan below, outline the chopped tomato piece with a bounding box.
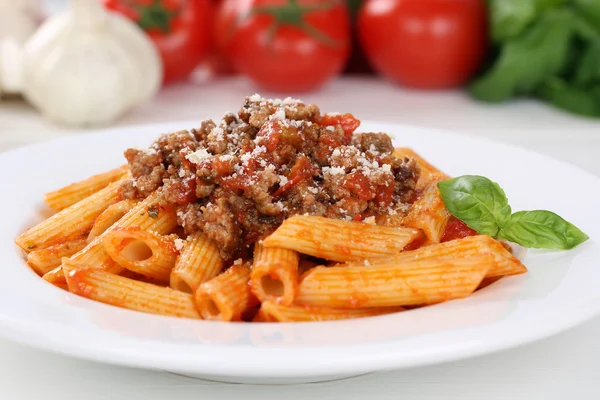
[320,113,361,143]
[374,183,394,206]
[441,216,478,242]
[343,171,376,201]
[273,156,314,197]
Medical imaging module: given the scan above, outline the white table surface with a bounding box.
[1,77,599,399]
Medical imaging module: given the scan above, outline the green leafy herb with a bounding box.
[437,176,511,237]
[147,205,159,219]
[471,9,576,102]
[438,175,589,250]
[489,0,538,42]
[538,78,600,117]
[499,210,589,249]
[574,0,600,32]
[472,1,600,117]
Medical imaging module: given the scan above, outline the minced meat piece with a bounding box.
[352,133,394,154]
[122,94,420,257]
[122,148,168,198]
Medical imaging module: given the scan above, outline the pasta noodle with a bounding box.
[170,232,223,293]
[295,255,492,308]
[251,244,299,305]
[88,200,138,242]
[43,190,178,285]
[103,227,179,282]
[63,258,200,318]
[27,238,87,276]
[402,179,450,244]
[352,235,527,278]
[44,165,129,211]
[16,180,125,252]
[262,215,423,262]
[195,264,257,321]
[260,301,404,322]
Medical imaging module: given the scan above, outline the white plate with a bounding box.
[1,121,599,385]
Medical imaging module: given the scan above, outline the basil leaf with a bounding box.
[538,78,600,117]
[574,0,600,33]
[499,210,589,249]
[470,9,576,102]
[574,42,600,85]
[437,176,512,237]
[489,0,538,42]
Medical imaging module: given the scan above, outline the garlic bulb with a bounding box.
[0,0,41,95]
[22,0,163,126]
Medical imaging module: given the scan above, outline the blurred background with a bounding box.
[1,0,599,166]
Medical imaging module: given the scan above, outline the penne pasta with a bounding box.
[353,235,527,278]
[402,180,450,244]
[393,148,449,189]
[27,238,88,275]
[170,232,223,293]
[295,255,492,308]
[260,301,404,322]
[262,215,423,262]
[20,96,540,324]
[44,165,129,211]
[63,258,200,319]
[88,200,138,242]
[43,190,177,285]
[16,180,125,252]
[252,307,276,322]
[194,264,257,321]
[477,276,504,291]
[103,227,179,282]
[251,244,299,305]
[42,265,68,287]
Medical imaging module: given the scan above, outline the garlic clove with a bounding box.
[21,0,162,127]
[109,13,162,105]
[0,0,42,96]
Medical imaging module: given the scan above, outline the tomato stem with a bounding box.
[250,0,341,48]
[122,0,181,34]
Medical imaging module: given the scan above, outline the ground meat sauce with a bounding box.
[121,95,421,261]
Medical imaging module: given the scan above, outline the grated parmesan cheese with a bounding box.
[323,166,346,175]
[363,216,376,225]
[174,238,185,251]
[273,108,286,120]
[279,175,288,185]
[185,148,212,164]
[249,93,262,102]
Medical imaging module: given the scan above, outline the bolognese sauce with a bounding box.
[120,95,420,260]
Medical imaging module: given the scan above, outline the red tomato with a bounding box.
[215,0,351,92]
[358,0,487,89]
[441,216,478,242]
[103,0,214,84]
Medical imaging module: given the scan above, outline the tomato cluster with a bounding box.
[103,0,488,91]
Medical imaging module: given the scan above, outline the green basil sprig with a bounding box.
[437,176,589,250]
